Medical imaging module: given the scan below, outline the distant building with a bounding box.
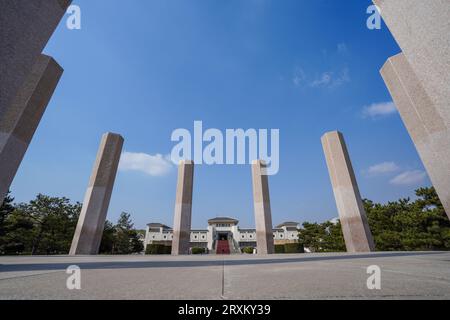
[144,217,299,254]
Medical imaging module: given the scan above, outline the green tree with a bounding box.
[3,195,81,255]
[99,212,144,255]
[130,230,144,253]
[323,221,346,252]
[365,187,450,251]
[99,220,115,254]
[298,220,345,252]
[299,187,449,253]
[0,192,15,254]
[113,212,134,254]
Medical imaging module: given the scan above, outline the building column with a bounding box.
[171,160,194,255]
[0,0,71,119]
[70,132,124,255]
[381,53,450,219]
[321,131,375,252]
[251,160,274,255]
[0,54,63,205]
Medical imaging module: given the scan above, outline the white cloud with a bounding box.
[119,152,173,176]
[292,67,306,87]
[329,217,340,225]
[337,43,349,56]
[310,68,350,89]
[367,161,400,176]
[389,170,427,186]
[311,72,333,87]
[362,101,397,118]
[293,65,350,89]
[293,43,350,89]
[332,68,350,87]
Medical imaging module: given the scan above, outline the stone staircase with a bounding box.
[216,240,230,254]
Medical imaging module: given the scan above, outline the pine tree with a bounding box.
[0,192,15,254]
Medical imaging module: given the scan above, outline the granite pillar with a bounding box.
[251,160,274,255]
[0,0,71,118]
[381,53,450,219]
[171,160,194,255]
[70,133,124,255]
[373,0,450,129]
[321,131,375,252]
[0,54,63,205]
[374,0,450,218]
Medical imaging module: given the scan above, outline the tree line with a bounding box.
[298,187,450,252]
[1,187,449,255]
[0,193,143,255]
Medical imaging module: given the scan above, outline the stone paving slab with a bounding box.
[0,252,449,300]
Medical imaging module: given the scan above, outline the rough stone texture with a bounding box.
[0,0,71,120]
[381,53,450,219]
[251,160,274,255]
[373,0,450,130]
[171,160,194,255]
[0,54,63,204]
[321,131,375,253]
[70,133,124,255]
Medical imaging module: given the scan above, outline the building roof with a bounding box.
[275,222,299,228]
[207,217,239,225]
[147,223,171,229]
[147,219,299,230]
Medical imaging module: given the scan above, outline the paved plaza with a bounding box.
[0,251,449,300]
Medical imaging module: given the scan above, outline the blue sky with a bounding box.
[11,0,430,229]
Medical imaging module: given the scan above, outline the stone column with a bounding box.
[381,53,450,219]
[373,0,450,128]
[171,160,194,255]
[251,160,274,255]
[0,54,63,205]
[0,0,71,118]
[321,131,375,252]
[70,133,124,255]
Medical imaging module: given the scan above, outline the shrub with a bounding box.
[284,243,304,253]
[243,247,254,254]
[163,245,172,254]
[274,245,285,254]
[191,247,206,254]
[145,244,171,255]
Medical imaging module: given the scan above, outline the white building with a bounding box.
[144,217,299,254]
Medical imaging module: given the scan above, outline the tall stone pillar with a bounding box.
[0,0,71,118]
[171,160,194,255]
[373,0,450,127]
[0,54,63,205]
[251,160,274,255]
[70,133,124,255]
[374,0,450,218]
[321,131,375,252]
[381,53,450,219]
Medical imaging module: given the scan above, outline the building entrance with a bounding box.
[218,232,229,241]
